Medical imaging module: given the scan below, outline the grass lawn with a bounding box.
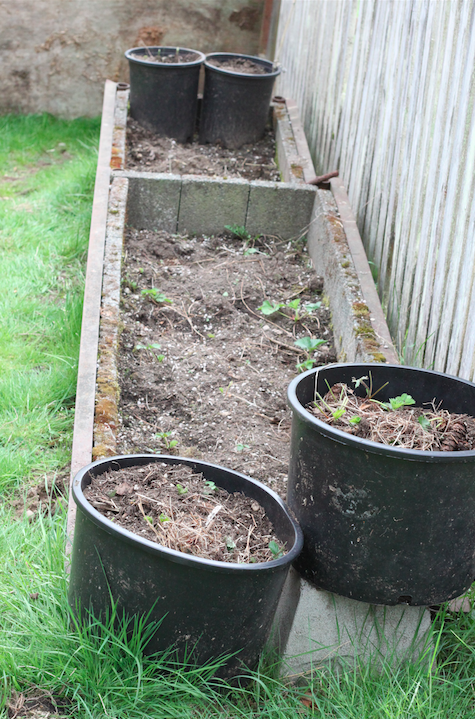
[0,113,474,718]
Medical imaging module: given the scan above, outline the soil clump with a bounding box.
[116,230,336,499]
[84,462,283,563]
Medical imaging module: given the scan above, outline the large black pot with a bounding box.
[287,363,475,606]
[199,53,281,149]
[69,454,303,677]
[125,47,205,141]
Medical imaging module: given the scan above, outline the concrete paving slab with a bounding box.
[178,175,249,236]
[124,171,182,233]
[272,569,432,679]
[246,181,316,239]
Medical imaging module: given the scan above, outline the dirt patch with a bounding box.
[116,229,336,499]
[84,461,283,563]
[126,117,280,180]
[7,691,70,719]
[310,382,475,451]
[9,471,67,520]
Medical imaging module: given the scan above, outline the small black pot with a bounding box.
[287,363,475,606]
[69,454,303,677]
[125,47,205,142]
[199,53,281,149]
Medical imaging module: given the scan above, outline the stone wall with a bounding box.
[0,0,264,117]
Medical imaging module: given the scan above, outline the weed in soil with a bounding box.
[84,462,283,563]
[310,378,475,451]
[114,230,336,499]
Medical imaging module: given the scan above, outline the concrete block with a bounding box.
[272,570,432,679]
[246,181,317,239]
[124,171,182,233]
[178,175,249,236]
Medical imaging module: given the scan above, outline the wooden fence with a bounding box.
[275,0,475,379]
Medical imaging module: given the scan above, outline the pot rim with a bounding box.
[125,47,206,67]
[72,454,303,572]
[288,362,475,462]
[204,52,281,78]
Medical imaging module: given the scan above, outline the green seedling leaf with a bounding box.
[269,540,284,559]
[157,355,165,362]
[243,247,260,256]
[352,375,369,389]
[176,483,188,495]
[134,343,147,350]
[294,336,327,352]
[349,416,361,424]
[168,440,178,448]
[332,407,346,420]
[258,300,284,315]
[225,537,236,552]
[296,359,316,372]
[235,443,250,453]
[287,298,300,310]
[204,480,217,492]
[148,342,161,349]
[388,394,416,410]
[224,224,251,241]
[159,513,170,523]
[418,414,431,431]
[144,515,153,524]
[141,288,172,303]
[304,301,322,312]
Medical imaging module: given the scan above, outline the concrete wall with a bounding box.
[0,0,264,117]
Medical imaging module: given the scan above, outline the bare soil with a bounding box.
[310,382,475,451]
[126,118,280,180]
[207,57,269,74]
[117,230,336,500]
[129,50,201,64]
[84,462,284,563]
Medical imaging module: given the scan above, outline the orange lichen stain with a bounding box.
[95,397,118,429]
[92,442,115,460]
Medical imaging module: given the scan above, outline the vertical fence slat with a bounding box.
[276,0,475,380]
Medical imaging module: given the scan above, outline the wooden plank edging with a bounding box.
[67,80,117,550]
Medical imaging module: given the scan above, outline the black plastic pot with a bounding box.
[125,47,205,142]
[287,363,475,606]
[199,53,281,149]
[69,454,303,677]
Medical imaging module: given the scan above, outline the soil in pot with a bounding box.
[129,50,202,64]
[112,230,336,500]
[83,461,285,563]
[126,117,280,180]
[70,455,303,678]
[125,46,205,142]
[206,57,269,74]
[287,363,475,605]
[311,380,475,451]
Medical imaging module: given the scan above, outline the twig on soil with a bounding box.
[161,301,207,340]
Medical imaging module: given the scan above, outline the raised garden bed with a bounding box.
[69,80,397,538]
